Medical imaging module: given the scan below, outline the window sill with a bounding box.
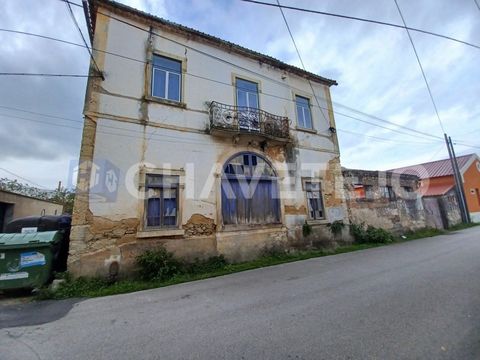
[295,126,317,134]
[144,95,187,109]
[221,223,283,232]
[137,229,185,238]
[306,219,329,226]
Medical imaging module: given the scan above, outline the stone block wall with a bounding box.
[343,169,427,233]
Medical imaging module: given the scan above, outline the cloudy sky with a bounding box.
[0,0,479,189]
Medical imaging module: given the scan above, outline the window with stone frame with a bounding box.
[151,54,182,102]
[145,174,179,228]
[305,181,325,220]
[295,95,313,129]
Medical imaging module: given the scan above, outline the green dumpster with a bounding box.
[0,231,62,290]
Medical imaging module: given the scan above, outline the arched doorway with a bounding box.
[221,152,281,225]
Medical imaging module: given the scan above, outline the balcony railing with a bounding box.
[209,101,290,141]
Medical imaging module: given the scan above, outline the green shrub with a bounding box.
[136,247,183,281]
[350,223,393,244]
[327,220,345,236]
[365,226,394,243]
[302,221,312,237]
[350,222,367,243]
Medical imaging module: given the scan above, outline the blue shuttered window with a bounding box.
[222,153,280,225]
[145,175,179,228]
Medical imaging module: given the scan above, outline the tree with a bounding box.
[0,178,75,214]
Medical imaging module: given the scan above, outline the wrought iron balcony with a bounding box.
[209,101,290,142]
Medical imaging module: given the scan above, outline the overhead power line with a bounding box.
[2,11,475,146]
[337,128,436,145]
[63,0,104,79]
[239,0,480,50]
[0,72,98,77]
[0,30,444,143]
[474,0,480,12]
[0,25,458,143]
[0,167,49,189]
[2,101,478,151]
[393,0,446,134]
[95,11,449,143]
[0,105,81,123]
[333,102,444,141]
[275,0,329,123]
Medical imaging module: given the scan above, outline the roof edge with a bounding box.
[91,0,338,87]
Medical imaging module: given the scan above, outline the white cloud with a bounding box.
[0,0,478,189]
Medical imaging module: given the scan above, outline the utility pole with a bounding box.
[444,134,470,223]
[449,136,471,223]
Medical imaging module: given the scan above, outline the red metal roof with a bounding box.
[389,154,475,179]
[422,184,454,197]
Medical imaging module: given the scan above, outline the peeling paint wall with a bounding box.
[69,4,351,277]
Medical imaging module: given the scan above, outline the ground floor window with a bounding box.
[145,174,179,227]
[305,181,325,220]
[221,153,280,225]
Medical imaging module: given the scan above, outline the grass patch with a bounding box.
[37,222,478,300]
[447,222,479,231]
[38,243,383,300]
[402,227,446,240]
[402,222,479,240]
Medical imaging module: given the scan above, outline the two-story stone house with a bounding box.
[70,0,349,277]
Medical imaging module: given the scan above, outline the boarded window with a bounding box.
[222,153,280,225]
[145,175,179,228]
[305,181,325,220]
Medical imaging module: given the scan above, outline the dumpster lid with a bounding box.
[0,231,61,246]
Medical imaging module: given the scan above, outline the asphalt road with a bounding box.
[1,227,480,360]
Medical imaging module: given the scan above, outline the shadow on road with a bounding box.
[0,297,83,329]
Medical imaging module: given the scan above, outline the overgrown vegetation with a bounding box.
[36,222,478,300]
[327,220,345,237]
[302,221,312,237]
[402,222,479,240]
[349,222,394,244]
[136,248,183,281]
[0,177,75,214]
[38,243,383,300]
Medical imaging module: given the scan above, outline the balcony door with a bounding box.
[236,78,260,132]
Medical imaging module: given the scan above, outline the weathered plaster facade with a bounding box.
[343,169,427,233]
[69,0,350,277]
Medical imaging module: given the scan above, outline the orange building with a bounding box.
[390,154,480,222]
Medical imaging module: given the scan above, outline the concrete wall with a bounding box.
[69,5,350,277]
[0,190,63,231]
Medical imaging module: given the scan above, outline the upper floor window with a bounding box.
[145,174,179,228]
[152,54,181,102]
[364,185,374,200]
[380,185,396,201]
[295,95,312,129]
[236,78,259,109]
